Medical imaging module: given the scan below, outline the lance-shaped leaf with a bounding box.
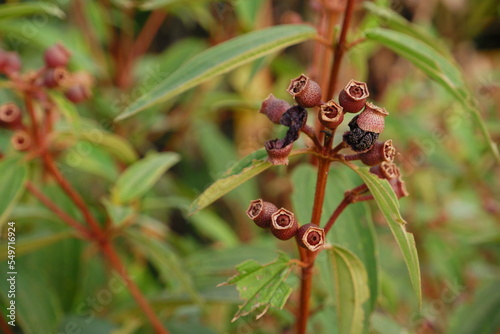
[347,164,422,307]
[115,24,317,121]
[111,152,180,204]
[0,156,28,229]
[218,253,295,322]
[0,2,65,20]
[327,246,370,334]
[189,149,270,214]
[365,28,499,162]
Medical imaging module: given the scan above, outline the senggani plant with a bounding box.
[1,1,499,334]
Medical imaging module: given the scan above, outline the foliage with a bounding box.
[0,0,499,334]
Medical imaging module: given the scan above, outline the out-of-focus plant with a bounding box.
[0,1,499,334]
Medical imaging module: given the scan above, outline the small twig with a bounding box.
[131,10,168,60]
[26,182,91,239]
[301,124,322,149]
[324,196,352,234]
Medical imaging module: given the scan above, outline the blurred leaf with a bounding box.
[365,28,499,162]
[327,246,369,334]
[349,165,421,307]
[0,2,65,20]
[50,92,82,132]
[125,229,203,304]
[447,281,500,334]
[0,263,63,333]
[195,120,258,207]
[115,24,317,121]
[189,156,271,215]
[63,144,119,182]
[58,316,117,333]
[234,0,265,31]
[364,2,449,57]
[140,0,203,10]
[0,231,73,261]
[111,152,180,204]
[81,130,138,164]
[189,210,239,247]
[0,156,28,229]
[219,252,294,322]
[371,312,407,334]
[102,198,135,226]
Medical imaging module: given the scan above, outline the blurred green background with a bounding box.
[0,0,499,333]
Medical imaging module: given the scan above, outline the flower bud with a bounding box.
[246,199,278,228]
[265,138,293,165]
[259,94,291,124]
[0,103,22,129]
[338,79,369,113]
[11,130,31,151]
[270,208,298,240]
[343,115,379,152]
[0,51,21,75]
[64,84,91,103]
[359,139,396,166]
[356,102,388,133]
[318,100,344,129]
[43,67,69,88]
[296,223,325,252]
[44,43,71,68]
[287,74,322,108]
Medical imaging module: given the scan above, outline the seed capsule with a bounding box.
[265,139,293,166]
[246,199,278,229]
[318,100,344,129]
[287,74,322,108]
[338,79,369,113]
[343,115,379,152]
[11,130,31,151]
[259,94,291,124]
[0,103,22,129]
[270,208,298,240]
[0,51,21,75]
[359,139,396,166]
[43,67,69,88]
[296,223,325,252]
[44,43,71,68]
[356,102,388,134]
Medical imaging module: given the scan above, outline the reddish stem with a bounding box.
[26,181,91,239]
[326,0,356,100]
[324,196,352,234]
[0,315,14,334]
[131,10,168,60]
[100,241,169,334]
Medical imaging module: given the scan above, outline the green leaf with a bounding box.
[0,231,73,261]
[349,165,421,307]
[49,92,82,132]
[447,280,500,334]
[115,24,316,121]
[111,152,180,204]
[363,2,449,57]
[189,156,271,215]
[219,253,295,321]
[80,130,138,164]
[326,246,370,334]
[125,229,203,305]
[189,210,239,247]
[0,2,65,20]
[365,28,499,162]
[0,156,28,229]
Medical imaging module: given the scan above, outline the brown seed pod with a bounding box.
[43,67,69,88]
[356,102,388,133]
[0,51,21,76]
[65,84,91,104]
[0,103,22,129]
[246,199,278,228]
[318,100,344,129]
[370,161,400,180]
[287,74,322,108]
[260,94,291,124]
[270,208,298,240]
[389,176,409,199]
[296,223,325,252]
[11,130,31,151]
[265,139,293,165]
[338,79,369,113]
[44,43,71,68]
[359,139,397,166]
[343,115,379,153]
